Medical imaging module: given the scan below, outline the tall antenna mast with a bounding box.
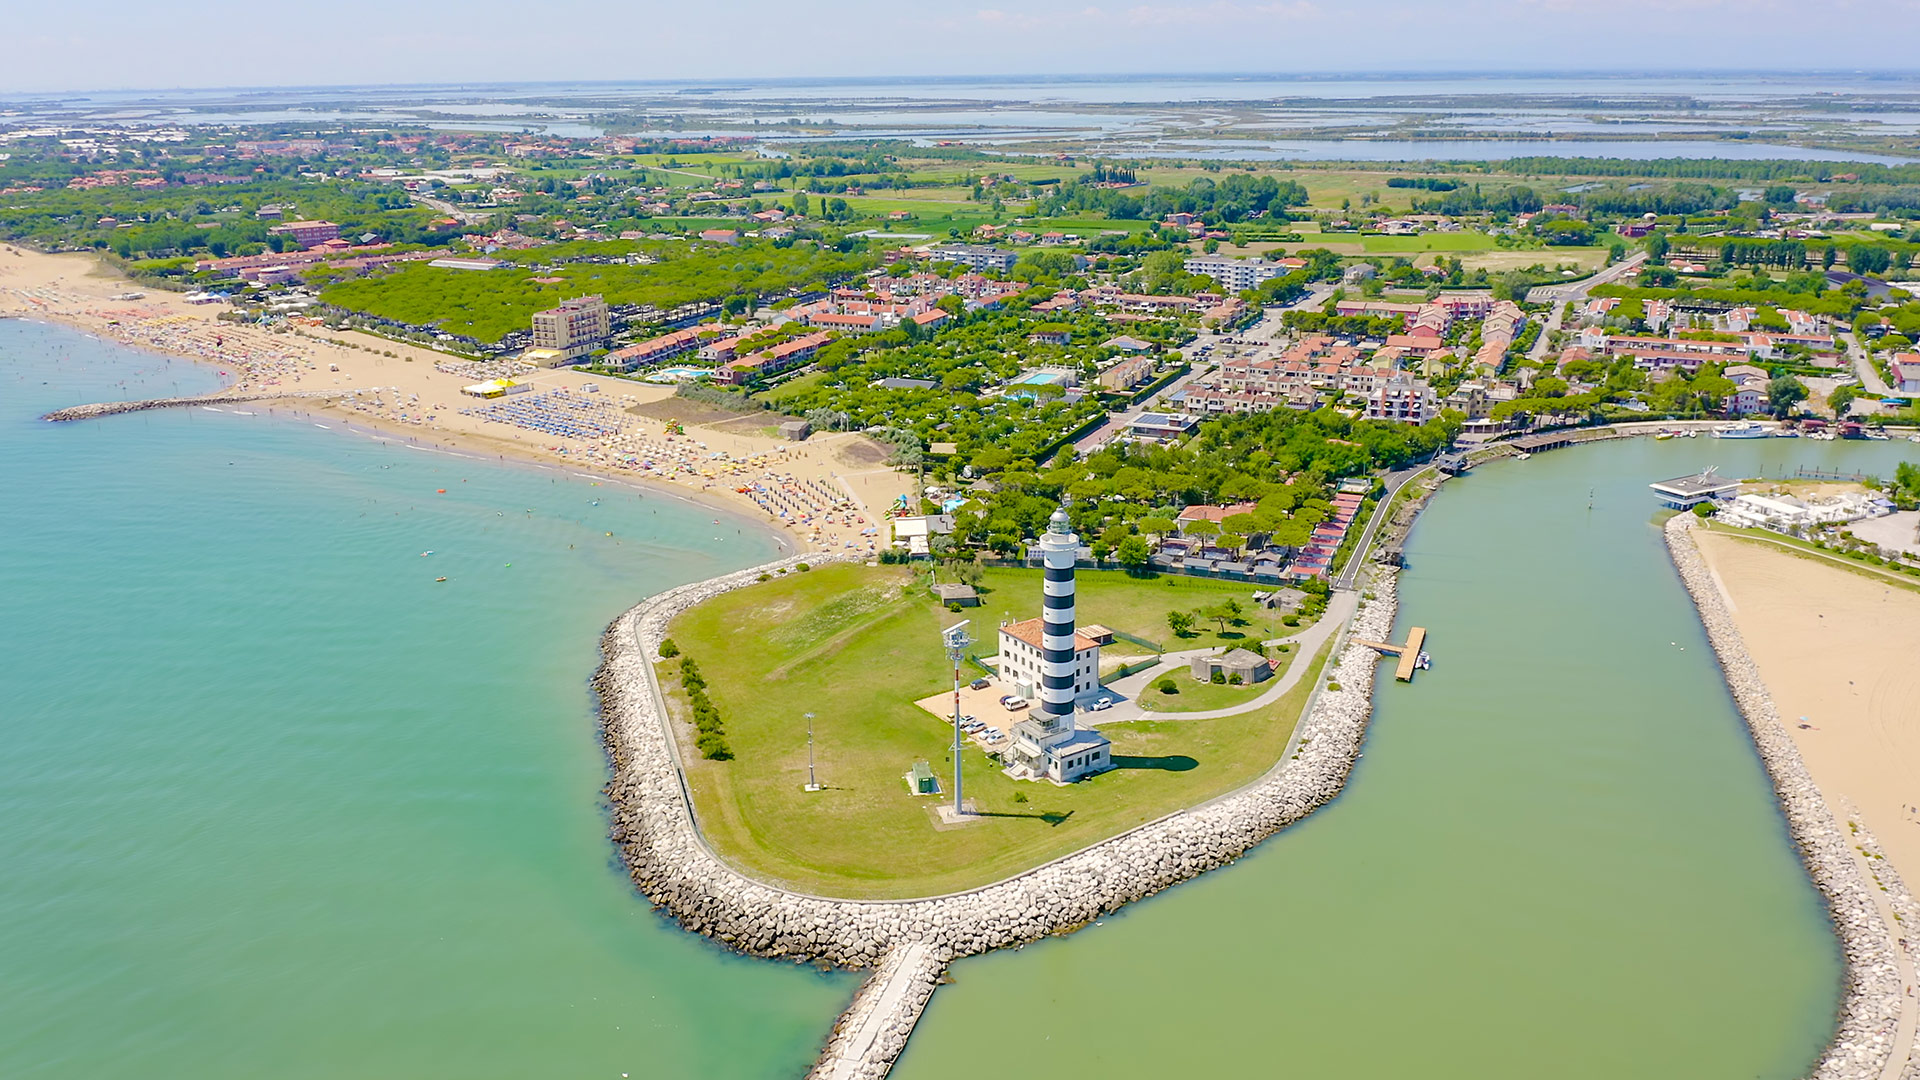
[803,712,820,792]
[941,620,974,816]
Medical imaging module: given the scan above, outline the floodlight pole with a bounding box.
[942,620,973,815]
[804,712,820,792]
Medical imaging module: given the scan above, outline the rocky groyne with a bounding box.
[595,556,1399,1076]
[1666,516,1913,1080]
[41,388,341,422]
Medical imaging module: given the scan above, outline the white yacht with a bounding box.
[1711,420,1769,439]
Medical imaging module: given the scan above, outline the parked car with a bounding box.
[969,677,991,691]
[1089,699,1113,712]
[1001,695,1029,710]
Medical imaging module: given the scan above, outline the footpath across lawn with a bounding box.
[666,562,1334,898]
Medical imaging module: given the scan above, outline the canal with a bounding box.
[894,435,1916,1080]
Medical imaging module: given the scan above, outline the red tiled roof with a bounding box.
[1000,617,1098,653]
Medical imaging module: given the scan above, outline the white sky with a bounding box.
[4,0,1918,93]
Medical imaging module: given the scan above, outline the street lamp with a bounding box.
[941,620,973,816]
[803,712,820,792]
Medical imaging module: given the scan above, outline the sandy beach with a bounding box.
[0,244,912,555]
[1693,528,1920,891]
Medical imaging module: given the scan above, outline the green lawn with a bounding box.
[667,563,1331,898]
[967,566,1281,652]
[1132,662,1289,713]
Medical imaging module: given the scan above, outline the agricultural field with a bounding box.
[1459,248,1610,272]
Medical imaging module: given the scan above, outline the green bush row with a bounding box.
[678,655,732,760]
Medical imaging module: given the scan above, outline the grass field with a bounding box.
[1132,662,1289,712]
[1460,248,1609,272]
[1359,232,1500,253]
[667,563,1330,898]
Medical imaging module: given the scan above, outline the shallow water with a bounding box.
[896,435,1915,1080]
[0,319,850,1079]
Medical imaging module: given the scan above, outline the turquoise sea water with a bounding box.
[897,435,1916,1080]
[0,319,851,1079]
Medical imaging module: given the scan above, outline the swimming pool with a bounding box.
[644,366,712,384]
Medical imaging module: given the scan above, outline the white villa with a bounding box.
[997,618,1100,702]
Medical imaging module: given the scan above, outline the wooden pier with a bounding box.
[1352,626,1429,682]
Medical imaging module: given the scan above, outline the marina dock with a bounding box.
[1352,626,1429,682]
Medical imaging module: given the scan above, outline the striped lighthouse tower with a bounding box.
[1036,504,1080,736]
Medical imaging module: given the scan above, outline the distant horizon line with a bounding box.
[7,67,1920,100]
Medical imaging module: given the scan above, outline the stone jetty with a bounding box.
[41,388,341,422]
[595,555,1400,1077]
[1666,516,1917,1080]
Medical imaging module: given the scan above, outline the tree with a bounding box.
[1767,375,1808,418]
[1200,602,1238,634]
[1167,610,1195,638]
[1893,462,1920,510]
[1827,383,1857,419]
[1116,535,1151,568]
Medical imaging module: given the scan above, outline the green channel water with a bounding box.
[0,319,853,1079]
[897,435,1917,1080]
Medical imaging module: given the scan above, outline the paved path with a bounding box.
[1842,331,1892,396]
[1710,526,1920,589]
[1126,591,1359,721]
[1335,464,1429,591]
[1074,360,1212,457]
[812,941,942,1080]
[1525,250,1647,307]
[1095,590,1358,724]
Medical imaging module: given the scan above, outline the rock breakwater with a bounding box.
[1666,516,1912,1080]
[594,555,1399,1076]
[42,388,341,422]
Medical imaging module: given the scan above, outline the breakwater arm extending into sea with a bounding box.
[1666,516,1920,1080]
[41,388,345,422]
[593,554,1400,1078]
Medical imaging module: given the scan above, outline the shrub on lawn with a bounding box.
[1211,671,1226,684]
[658,638,680,659]
[678,655,731,759]
[1155,676,1178,694]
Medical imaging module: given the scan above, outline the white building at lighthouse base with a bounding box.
[1007,721,1111,784]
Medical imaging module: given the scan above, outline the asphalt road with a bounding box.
[1335,464,1430,591]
